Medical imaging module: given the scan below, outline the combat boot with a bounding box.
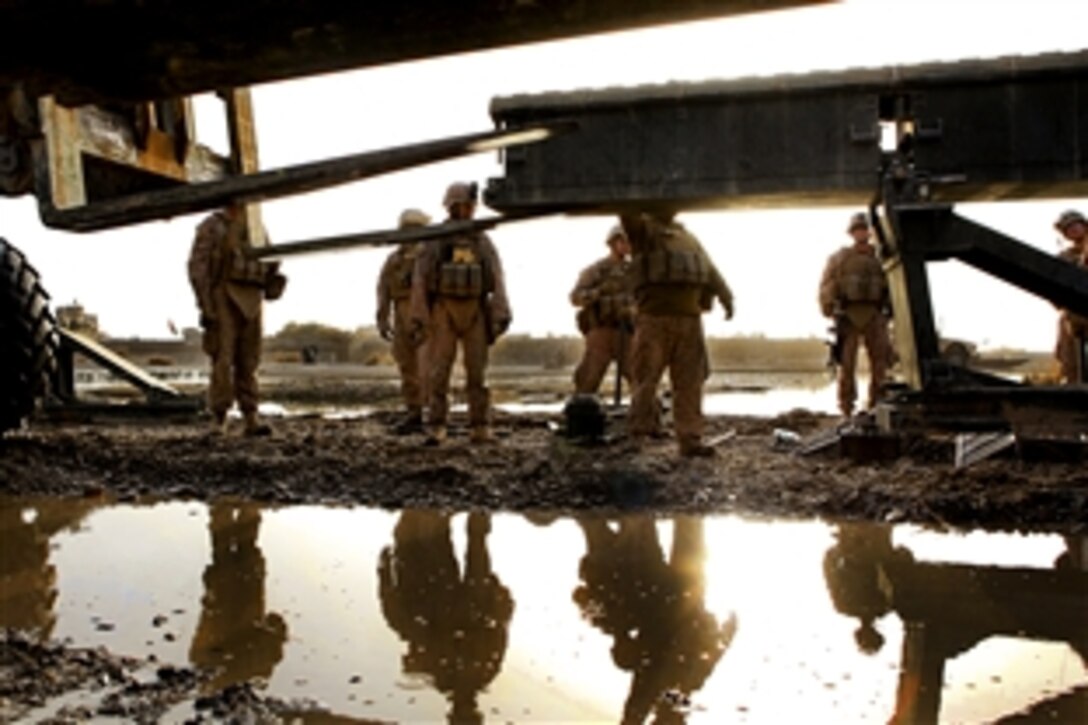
[210,411,229,436]
[424,425,447,447]
[392,408,424,436]
[243,411,272,437]
[679,438,715,458]
[469,425,496,445]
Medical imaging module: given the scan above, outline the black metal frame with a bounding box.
[487,50,1088,433]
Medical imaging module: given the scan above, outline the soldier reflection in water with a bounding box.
[379,511,513,725]
[574,516,737,725]
[822,523,914,654]
[190,504,287,689]
[0,500,95,638]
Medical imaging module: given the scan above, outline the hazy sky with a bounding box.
[2,0,1085,351]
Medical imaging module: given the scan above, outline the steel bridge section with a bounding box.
[485,50,1088,213]
[487,50,1088,431]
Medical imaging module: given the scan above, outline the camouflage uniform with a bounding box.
[1055,243,1086,383]
[621,213,733,456]
[570,252,635,395]
[378,242,428,418]
[188,209,283,431]
[819,222,891,416]
[410,227,510,438]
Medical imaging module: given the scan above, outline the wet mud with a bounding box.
[0,631,344,723]
[1,409,1084,532]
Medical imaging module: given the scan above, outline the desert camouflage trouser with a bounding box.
[1056,313,1087,384]
[392,299,427,411]
[427,298,490,427]
[573,326,632,396]
[838,310,891,415]
[628,314,707,446]
[205,289,262,417]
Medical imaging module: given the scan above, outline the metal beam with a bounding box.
[39,122,572,232]
[57,328,182,401]
[896,207,1088,318]
[251,211,553,260]
[0,1,830,104]
[224,87,267,249]
[487,51,1088,213]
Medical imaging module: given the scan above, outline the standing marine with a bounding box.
[570,225,635,396]
[410,182,511,445]
[1053,209,1088,383]
[188,204,286,436]
[621,210,733,457]
[819,212,891,419]
[377,208,431,433]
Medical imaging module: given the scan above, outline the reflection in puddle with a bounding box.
[380,511,513,723]
[0,498,1084,723]
[191,505,288,690]
[575,517,737,723]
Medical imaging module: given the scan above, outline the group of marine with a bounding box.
[186,184,1088,457]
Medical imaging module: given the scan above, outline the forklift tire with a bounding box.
[0,237,59,433]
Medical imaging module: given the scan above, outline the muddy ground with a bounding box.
[2,378,1087,721]
[0,631,353,723]
[2,406,1085,534]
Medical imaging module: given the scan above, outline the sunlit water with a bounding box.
[74,368,846,419]
[1,499,1084,723]
[499,372,843,417]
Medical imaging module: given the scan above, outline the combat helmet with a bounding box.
[847,212,869,232]
[443,181,478,208]
[398,208,431,228]
[1055,209,1087,233]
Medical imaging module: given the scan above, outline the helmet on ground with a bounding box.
[1055,209,1087,232]
[847,212,870,232]
[443,181,478,208]
[398,208,431,228]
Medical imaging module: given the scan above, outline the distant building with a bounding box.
[55,301,100,338]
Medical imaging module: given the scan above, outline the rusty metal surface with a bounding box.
[0,0,829,104]
[34,99,227,211]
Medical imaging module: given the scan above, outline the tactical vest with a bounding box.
[433,238,491,299]
[592,260,633,326]
[206,213,270,287]
[836,248,886,304]
[632,228,711,289]
[1059,245,1085,264]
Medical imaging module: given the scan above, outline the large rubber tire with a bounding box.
[0,238,59,433]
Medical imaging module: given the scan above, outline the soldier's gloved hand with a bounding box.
[199,314,217,329]
[723,300,734,321]
[378,317,394,342]
[491,315,511,340]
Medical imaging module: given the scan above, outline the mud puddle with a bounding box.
[2,498,1085,723]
